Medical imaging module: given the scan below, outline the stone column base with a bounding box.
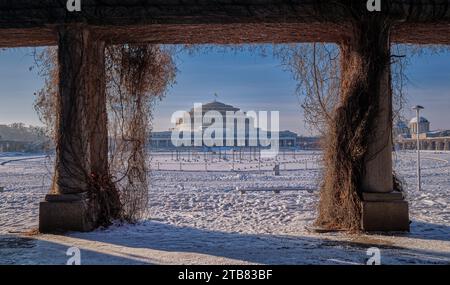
[39,193,98,233]
[361,192,410,232]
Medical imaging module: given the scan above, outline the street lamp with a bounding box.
[412,105,424,191]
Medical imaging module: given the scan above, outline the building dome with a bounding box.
[409,116,429,124]
[189,101,240,114]
[409,116,430,134]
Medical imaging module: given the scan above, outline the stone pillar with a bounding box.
[359,49,392,194]
[339,19,409,231]
[39,25,107,233]
[88,39,108,178]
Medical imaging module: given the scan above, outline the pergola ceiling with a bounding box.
[1,0,450,47]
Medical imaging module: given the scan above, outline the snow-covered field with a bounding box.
[0,150,449,264]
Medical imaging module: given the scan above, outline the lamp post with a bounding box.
[412,105,424,191]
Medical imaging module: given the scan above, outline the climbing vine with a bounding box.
[34,44,176,225]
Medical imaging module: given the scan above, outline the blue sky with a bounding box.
[0,45,449,136]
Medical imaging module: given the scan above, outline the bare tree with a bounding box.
[274,43,416,135]
[274,44,340,135]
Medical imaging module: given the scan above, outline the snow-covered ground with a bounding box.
[0,150,449,265]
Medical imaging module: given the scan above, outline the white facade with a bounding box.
[409,116,430,135]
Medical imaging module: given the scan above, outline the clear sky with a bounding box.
[0,45,449,136]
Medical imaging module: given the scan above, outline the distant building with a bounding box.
[175,101,240,132]
[297,136,322,150]
[150,101,307,150]
[149,131,173,149]
[395,116,450,151]
[0,140,29,152]
[278,130,298,148]
[0,125,49,153]
[409,116,430,138]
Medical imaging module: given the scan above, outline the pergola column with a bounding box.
[39,25,108,233]
[338,18,409,231]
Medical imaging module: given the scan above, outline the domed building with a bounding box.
[396,115,450,151]
[150,101,302,149]
[409,116,430,135]
[175,101,241,132]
